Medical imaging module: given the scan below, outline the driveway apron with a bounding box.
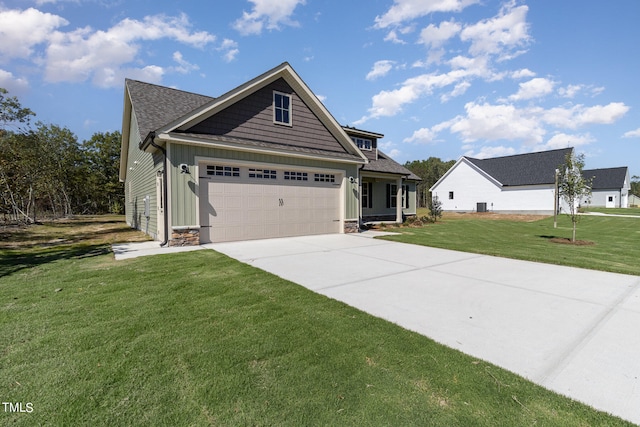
[206,233,640,425]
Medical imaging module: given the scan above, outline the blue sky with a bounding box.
[1,0,638,177]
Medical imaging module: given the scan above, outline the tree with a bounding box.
[558,152,593,242]
[405,157,455,207]
[0,88,34,132]
[428,195,443,222]
[631,175,639,198]
[82,131,124,214]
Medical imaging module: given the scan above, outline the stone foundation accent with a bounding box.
[169,226,200,247]
[344,220,359,233]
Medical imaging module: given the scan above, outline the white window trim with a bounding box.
[350,137,372,151]
[273,91,292,126]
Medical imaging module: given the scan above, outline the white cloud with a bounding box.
[539,102,629,129]
[366,60,396,81]
[233,0,306,36]
[172,51,199,74]
[404,127,438,144]
[510,68,536,79]
[460,2,530,59]
[448,102,546,144]
[418,20,461,48]
[623,128,640,138]
[441,80,471,102]
[43,13,215,87]
[374,0,480,29]
[0,8,67,60]
[541,132,594,150]
[0,69,29,94]
[464,145,516,159]
[218,39,239,62]
[508,77,555,101]
[558,84,583,99]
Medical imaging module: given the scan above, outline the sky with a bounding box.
[1,0,639,177]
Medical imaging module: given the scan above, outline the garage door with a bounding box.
[199,163,342,243]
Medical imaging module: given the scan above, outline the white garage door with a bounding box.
[199,163,342,243]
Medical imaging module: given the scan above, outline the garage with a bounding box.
[199,162,342,243]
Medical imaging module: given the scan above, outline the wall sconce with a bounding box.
[179,164,190,174]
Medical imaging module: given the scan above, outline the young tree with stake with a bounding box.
[558,152,593,243]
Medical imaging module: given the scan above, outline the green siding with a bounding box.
[167,142,360,227]
[124,111,163,239]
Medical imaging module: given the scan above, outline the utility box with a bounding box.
[477,202,487,213]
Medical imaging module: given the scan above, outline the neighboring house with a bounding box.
[430,148,573,215]
[581,167,631,208]
[119,62,419,245]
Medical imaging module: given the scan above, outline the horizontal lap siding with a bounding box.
[125,112,163,238]
[187,79,346,154]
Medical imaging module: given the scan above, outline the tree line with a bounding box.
[404,157,456,207]
[0,88,123,223]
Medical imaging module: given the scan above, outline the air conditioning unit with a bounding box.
[477,202,487,213]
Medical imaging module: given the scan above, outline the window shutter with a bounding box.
[368,183,373,209]
[386,184,391,208]
[404,185,409,209]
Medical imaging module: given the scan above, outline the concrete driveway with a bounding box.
[206,233,640,425]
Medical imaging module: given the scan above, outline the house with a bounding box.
[581,167,631,208]
[430,148,573,215]
[119,62,419,245]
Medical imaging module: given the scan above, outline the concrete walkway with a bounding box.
[204,234,640,425]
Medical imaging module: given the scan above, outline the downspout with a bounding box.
[148,132,169,247]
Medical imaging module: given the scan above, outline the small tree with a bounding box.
[558,152,592,242]
[428,195,443,222]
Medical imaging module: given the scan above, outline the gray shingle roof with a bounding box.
[361,150,421,180]
[126,79,213,142]
[465,148,573,186]
[582,167,628,189]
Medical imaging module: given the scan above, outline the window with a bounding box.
[274,92,291,125]
[284,171,308,181]
[314,173,335,183]
[249,168,277,179]
[350,137,372,151]
[449,191,454,200]
[403,185,409,209]
[362,182,372,209]
[207,165,240,177]
[386,184,398,208]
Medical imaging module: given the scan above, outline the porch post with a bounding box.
[396,177,403,223]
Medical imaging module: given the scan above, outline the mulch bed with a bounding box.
[549,237,595,246]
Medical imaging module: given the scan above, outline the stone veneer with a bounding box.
[344,220,359,233]
[169,226,200,247]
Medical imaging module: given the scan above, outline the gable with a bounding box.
[183,78,347,154]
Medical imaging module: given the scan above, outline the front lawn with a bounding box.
[383,212,640,276]
[0,217,634,425]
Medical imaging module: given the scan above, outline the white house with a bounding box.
[581,167,631,208]
[430,148,573,215]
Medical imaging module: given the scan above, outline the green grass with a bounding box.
[0,217,635,425]
[385,212,640,276]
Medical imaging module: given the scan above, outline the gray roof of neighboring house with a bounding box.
[583,167,628,189]
[361,149,421,180]
[465,147,573,186]
[126,79,214,142]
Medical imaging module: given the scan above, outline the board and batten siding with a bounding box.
[186,78,345,154]
[124,110,163,238]
[167,142,360,228]
[432,160,556,214]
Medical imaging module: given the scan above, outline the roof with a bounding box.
[465,148,573,186]
[125,79,213,143]
[583,167,628,189]
[361,149,421,180]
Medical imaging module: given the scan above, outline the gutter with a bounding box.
[148,132,169,247]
